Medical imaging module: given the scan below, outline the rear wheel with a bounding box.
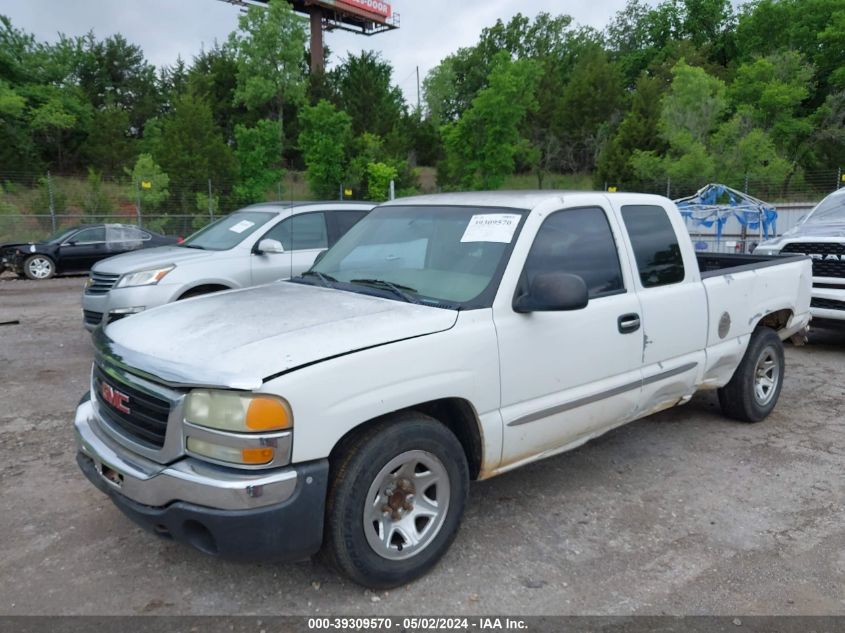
[23,255,55,280]
[718,328,785,423]
[323,413,469,589]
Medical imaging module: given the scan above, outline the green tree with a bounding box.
[81,105,136,176]
[234,119,283,203]
[27,85,92,170]
[298,100,352,199]
[596,75,667,188]
[729,51,814,155]
[152,94,236,209]
[441,54,541,190]
[82,168,111,218]
[333,51,405,138]
[127,153,170,210]
[189,43,247,138]
[629,60,728,188]
[228,0,307,143]
[346,132,386,195]
[554,46,625,173]
[366,162,398,202]
[75,32,160,135]
[660,59,727,148]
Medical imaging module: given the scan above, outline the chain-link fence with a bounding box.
[606,168,844,202]
[1,168,842,244]
[0,170,315,243]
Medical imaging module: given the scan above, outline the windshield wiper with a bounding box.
[180,243,206,250]
[350,278,420,304]
[300,271,338,287]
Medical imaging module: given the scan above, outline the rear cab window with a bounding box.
[620,205,685,287]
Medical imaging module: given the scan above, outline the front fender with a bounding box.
[263,310,505,475]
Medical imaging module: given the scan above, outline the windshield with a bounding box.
[804,191,845,226]
[307,205,525,308]
[181,211,276,251]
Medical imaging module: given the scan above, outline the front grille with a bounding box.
[811,297,845,312]
[93,366,171,448]
[83,310,103,327]
[85,271,121,295]
[781,242,845,278]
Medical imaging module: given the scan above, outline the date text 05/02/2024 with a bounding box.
[307,617,529,631]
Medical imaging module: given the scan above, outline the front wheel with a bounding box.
[23,255,55,280]
[323,413,469,589]
[718,327,785,423]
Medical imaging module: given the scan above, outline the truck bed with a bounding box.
[696,252,808,279]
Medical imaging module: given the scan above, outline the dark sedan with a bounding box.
[4,224,178,280]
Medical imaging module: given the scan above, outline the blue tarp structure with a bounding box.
[674,184,778,245]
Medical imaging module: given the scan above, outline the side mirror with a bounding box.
[312,249,328,266]
[513,272,589,313]
[256,239,285,255]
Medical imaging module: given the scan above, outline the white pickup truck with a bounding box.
[74,192,811,588]
[755,187,845,325]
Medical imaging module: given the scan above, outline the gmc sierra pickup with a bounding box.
[74,191,812,589]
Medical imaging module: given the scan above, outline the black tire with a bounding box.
[323,413,469,589]
[22,255,55,280]
[718,327,785,423]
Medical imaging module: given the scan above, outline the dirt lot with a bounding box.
[0,276,843,616]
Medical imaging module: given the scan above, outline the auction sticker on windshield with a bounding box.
[460,214,521,243]
[229,220,256,234]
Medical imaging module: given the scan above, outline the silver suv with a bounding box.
[82,201,373,331]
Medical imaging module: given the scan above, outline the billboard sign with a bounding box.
[334,0,392,19]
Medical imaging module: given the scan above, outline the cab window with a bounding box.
[522,207,625,298]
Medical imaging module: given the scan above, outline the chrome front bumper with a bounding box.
[74,398,298,511]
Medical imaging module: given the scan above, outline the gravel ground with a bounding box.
[0,276,843,616]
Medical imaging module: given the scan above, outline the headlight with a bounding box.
[184,390,293,433]
[115,265,175,288]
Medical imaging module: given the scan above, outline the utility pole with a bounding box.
[416,66,421,113]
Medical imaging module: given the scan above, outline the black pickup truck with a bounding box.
[3,224,177,280]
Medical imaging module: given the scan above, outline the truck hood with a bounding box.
[96,281,459,390]
[93,245,217,273]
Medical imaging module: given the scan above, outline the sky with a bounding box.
[1,0,677,103]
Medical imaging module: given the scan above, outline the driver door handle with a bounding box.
[618,313,641,334]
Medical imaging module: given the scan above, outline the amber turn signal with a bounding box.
[246,396,293,432]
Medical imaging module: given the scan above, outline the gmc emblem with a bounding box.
[100,381,130,414]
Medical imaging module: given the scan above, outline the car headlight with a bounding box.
[115,265,175,288]
[184,390,293,433]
